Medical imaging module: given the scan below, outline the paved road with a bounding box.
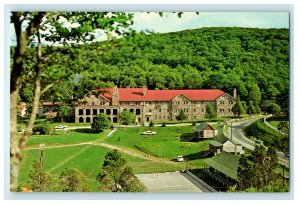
[225,117,289,167]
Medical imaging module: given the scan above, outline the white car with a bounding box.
[55,125,68,130]
[176,155,184,162]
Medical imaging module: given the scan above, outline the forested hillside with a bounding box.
[19,27,289,109]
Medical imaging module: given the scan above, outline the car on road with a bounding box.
[55,125,69,130]
[176,155,184,162]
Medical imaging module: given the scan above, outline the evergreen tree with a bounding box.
[91,113,111,132]
[205,103,217,120]
[247,100,256,115]
[25,160,53,192]
[59,168,89,192]
[96,150,146,192]
[237,145,279,191]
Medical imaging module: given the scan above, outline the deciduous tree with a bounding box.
[119,110,135,125]
[205,103,217,120]
[91,113,111,132]
[176,109,188,122]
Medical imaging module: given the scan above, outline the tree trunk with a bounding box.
[10,89,21,191]
[10,13,45,190]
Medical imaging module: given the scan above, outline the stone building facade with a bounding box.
[74,87,236,123]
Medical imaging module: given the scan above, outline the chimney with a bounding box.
[233,88,237,99]
[112,86,119,105]
[143,86,147,96]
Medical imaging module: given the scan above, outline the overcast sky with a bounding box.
[10,12,289,45]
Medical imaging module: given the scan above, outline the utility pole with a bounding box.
[38,144,45,188]
[231,120,233,141]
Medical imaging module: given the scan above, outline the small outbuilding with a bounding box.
[193,123,217,139]
[214,134,244,154]
[204,152,240,187]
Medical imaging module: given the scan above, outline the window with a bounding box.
[136,109,141,115]
[79,109,83,115]
[91,102,95,105]
[93,109,97,115]
[86,109,91,115]
[106,109,111,115]
[159,109,161,112]
[149,109,152,112]
[99,109,104,113]
[130,109,134,113]
[113,109,118,115]
[194,109,196,112]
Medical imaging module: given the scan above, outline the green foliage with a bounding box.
[249,83,261,105]
[266,102,281,115]
[192,121,196,126]
[59,168,89,192]
[149,120,154,127]
[25,160,53,192]
[119,110,135,125]
[237,145,279,191]
[205,103,217,120]
[17,123,26,132]
[244,119,287,153]
[32,123,52,135]
[162,121,166,127]
[232,96,246,118]
[57,105,73,122]
[96,150,146,192]
[176,109,188,121]
[91,113,111,132]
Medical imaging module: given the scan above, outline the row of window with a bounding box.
[219,108,232,112]
[78,108,141,116]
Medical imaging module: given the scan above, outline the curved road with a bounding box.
[226,117,289,167]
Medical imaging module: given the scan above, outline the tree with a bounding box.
[266,102,281,115]
[91,113,111,132]
[59,168,89,192]
[96,150,146,192]
[25,160,53,192]
[247,100,256,115]
[57,104,73,123]
[248,83,261,112]
[205,103,217,120]
[10,12,135,191]
[232,96,246,118]
[176,109,188,122]
[119,110,135,125]
[237,145,279,191]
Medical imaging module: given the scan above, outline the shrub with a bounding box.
[161,121,166,127]
[149,120,154,127]
[17,123,26,132]
[91,113,111,132]
[32,123,52,135]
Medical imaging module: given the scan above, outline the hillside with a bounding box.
[21,27,290,109]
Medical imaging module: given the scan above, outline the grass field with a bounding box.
[18,124,222,191]
[102,126,215,167]
[26,129,109,147]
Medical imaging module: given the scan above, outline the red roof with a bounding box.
[95,88,225,102]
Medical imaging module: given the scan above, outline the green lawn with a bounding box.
[26,129,109,147]
[18,123,223,191]
[19,144,165,191]
[103,126,213,166]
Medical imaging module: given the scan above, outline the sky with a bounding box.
[10,12,289,45]
[132,12,289,34]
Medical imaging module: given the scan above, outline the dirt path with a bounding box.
[46,145,91,174]
[26,139,178,171]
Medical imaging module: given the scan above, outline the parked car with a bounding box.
[176,155,184,162]
[141,130,156,135]
[55,125,68,130]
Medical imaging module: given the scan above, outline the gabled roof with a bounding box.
[209,140,223,147]
[193,123,215,132]
[214,134,229,144]
[205,152,240,180]
[93,88,225,102]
